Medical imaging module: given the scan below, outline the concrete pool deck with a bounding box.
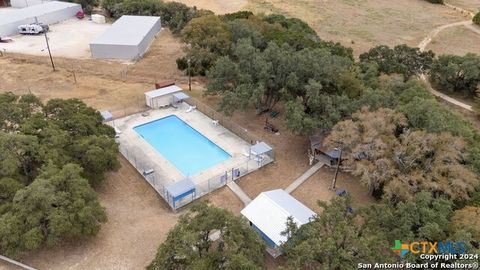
[110,103,268,208]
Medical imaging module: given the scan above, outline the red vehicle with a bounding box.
[76,11,85,19]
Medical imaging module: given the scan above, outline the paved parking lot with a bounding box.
[0,18,111,58]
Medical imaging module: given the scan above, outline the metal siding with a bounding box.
[90,43,138,60]
[0,2,81,36]
[90,15,161,59]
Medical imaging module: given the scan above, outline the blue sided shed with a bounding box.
[165,179,196,209]
[241,189,316,258]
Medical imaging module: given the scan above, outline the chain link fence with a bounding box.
[185,98,263,145]
[119,141,273,210]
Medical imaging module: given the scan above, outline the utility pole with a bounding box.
[44,31,55,71]
[331,148,342,190]
[187,58,192,91]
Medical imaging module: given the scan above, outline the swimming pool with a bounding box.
[134,115,231,177]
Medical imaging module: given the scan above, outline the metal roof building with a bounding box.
[144,85,186,108]
[0,1,82,36]
[90,15,161,60]
[241,189,316,257]
[165,179,196,209]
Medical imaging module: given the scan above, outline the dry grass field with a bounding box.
[245,0,466,55]
[160,0,468,56]
[426,25,480,55]
[447,0,480,12]
[166,0,247,14]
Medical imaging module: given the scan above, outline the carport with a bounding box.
[165,179,196,209]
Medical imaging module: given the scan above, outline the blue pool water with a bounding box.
[134,115,231,176]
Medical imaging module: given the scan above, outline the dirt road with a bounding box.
[417,2,478,112]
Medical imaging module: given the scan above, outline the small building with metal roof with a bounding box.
[241,189,316,257]
[165,178,196,209]
[0,1,82,36]
[90,15,161,60]
[145,85,189,108]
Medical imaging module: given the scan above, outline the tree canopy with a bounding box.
[430,53,480,98]
[359,44,435,79]
[147,202,265,270]
[325,108,478,204]
[0,93,118,257]
[282,195,395,269]
[101,0,213,34]
[206,39,361,134]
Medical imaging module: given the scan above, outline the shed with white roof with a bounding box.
[241,189,316,257]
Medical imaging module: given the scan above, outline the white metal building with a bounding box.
[0,1,82,36]
[241,189,316,257]
[145,85,190,108]
[90,15,161,60]
[10,0,51,8]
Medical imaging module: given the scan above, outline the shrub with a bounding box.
[424,0,444,4]
[474,12,480,26]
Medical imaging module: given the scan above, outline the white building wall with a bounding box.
[89,43,138,60]
[0,2,82,36]
[136,18,161,58]
[146,95,173,108]
[10,0,50,8]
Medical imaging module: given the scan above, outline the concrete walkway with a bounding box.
[285,162,325,194]
[227,181,252,205]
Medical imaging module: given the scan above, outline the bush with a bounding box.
[474,12,480,26]
[424,0,444,4]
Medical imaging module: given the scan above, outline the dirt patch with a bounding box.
[427,25,480,55]
[246,0,465,56]
[0,19,111,59]
[0,29,187,116]
[291,168,375,213]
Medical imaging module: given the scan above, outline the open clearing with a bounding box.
[426,24,480,55]
[0,19,111,59]
[245,0,466,55]
[447,0,480,12]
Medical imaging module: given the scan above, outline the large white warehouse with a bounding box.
[90,15,161,60]
[0,1,82,36]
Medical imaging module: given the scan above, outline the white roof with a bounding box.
[0,1,80,24]
[241,189,316,246]
[92,15,160,46]
[145,85,183,98]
